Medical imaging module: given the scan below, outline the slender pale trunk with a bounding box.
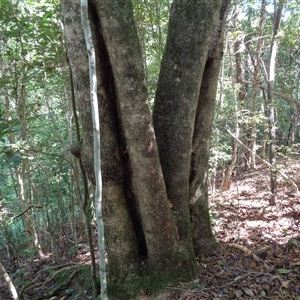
[267,1,286,205]
[81,0,107,298]
[221,37,239,192]
[4,64,43,258]
[0,259,19,300]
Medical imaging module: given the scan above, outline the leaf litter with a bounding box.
[164,158,300,300]
[1,158,300,299]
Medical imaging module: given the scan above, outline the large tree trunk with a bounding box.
[190,2,229,255]
[61,2,141,297]
[153,1,219,257]
[153,0,230,256]
[62,0,230,298]
[91,1,193,292]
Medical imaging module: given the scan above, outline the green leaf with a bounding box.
[190,279,199,289]
[234,275,243,281]
[243,287,254,297]
[218,260,226,266]
[290,239,298,246]
[276,268,291,274]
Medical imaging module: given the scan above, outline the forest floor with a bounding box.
[1,157,300,300]
[159,156,300,300]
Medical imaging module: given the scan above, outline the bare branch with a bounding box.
[242,80,300,108]
[13,205,42,220]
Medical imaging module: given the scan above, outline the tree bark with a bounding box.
[62,0,230,297]
[0,259,19,300]
[189,0,230,255]
[61,1,141,297]
[153,0,223,257]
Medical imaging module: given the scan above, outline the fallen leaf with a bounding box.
[243,287,254,297]
[276,268,291,274]
[282,280,290,288]
[290,239,298,246]
[234,275,243,281]
[235,289,244,297]
[261,290,267,296]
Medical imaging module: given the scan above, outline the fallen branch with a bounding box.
[20,265,79,299]
[226,128,299,195]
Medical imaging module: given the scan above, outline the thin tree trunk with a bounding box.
[80,1,107,298]
[250,0,266,168]
[0,259,19,300]
[267,0,286,205]
[221,35,240,192]
[4,65,44,259]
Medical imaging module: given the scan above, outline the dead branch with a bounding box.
[32,268,79,300]
[20,265,79,299]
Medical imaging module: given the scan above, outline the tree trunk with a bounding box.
[267,0,286,205]
[0,259,19,300]
[189,1,230,255]
[221,33,240,192]
[153,0,229,257]
[249,0,266,168]
[62,1,141,297]
[62,0,230,297]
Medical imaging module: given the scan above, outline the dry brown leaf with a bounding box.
[282,280,290,288]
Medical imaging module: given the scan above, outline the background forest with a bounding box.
[1,0,300,299]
